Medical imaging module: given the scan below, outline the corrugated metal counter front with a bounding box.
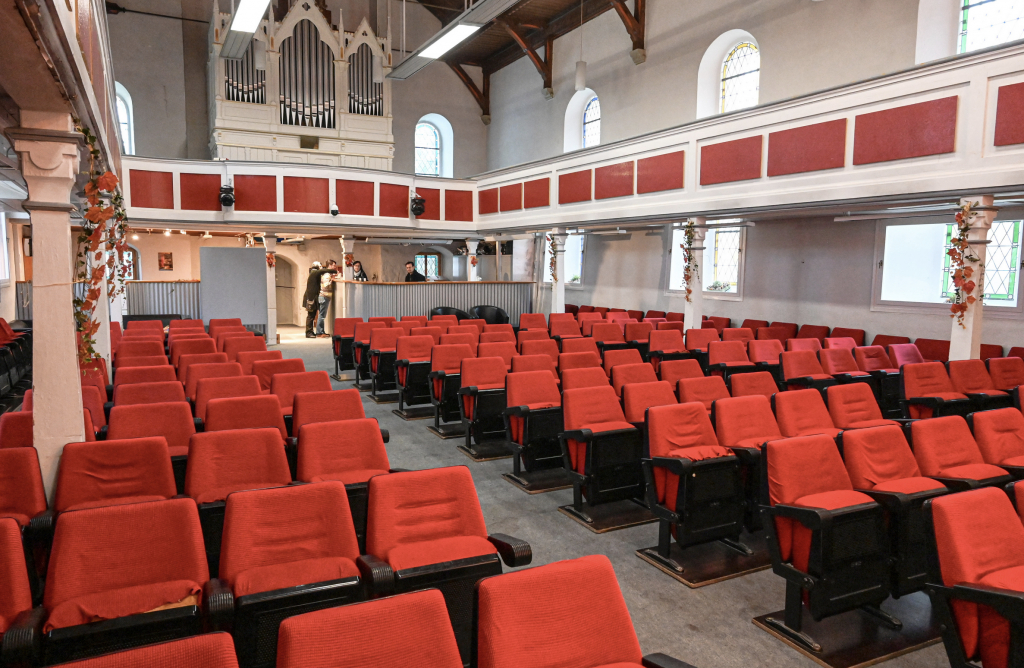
[334,281,534,324]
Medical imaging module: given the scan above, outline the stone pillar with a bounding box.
[264,233,277,346]
[92,248,112,376]
[340,237,355,281]
[550,229,567,316]
[466,239,480,282]
[9,112,86,499]
[682,219,707,328]
[949,196,996,361]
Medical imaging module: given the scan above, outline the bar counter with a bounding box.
[332,280,534,322]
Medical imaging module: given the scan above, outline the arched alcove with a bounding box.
[563,88,598,153]
[416,113,454,178]
[696,30,758,119]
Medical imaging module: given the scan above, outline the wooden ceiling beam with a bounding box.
[498,19,553,99]
[446,62,492,124]
[610,0,646,64]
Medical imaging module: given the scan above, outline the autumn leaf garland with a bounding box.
[948,201,982,328]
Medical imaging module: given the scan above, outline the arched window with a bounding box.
[123,244,140,280]
[415,122,440,177]
[114,82,134,155]
[958,0,1024,53]
[721,42,760,113]
[583,96,601,148]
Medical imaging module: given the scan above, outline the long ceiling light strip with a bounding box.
[222,0,271,59]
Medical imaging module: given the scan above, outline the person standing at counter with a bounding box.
[304,260,338,338]
[351,260,368,281]
[315,260,338,337]
[404,261,426,282]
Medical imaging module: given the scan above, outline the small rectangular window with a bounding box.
[669,224,744,298]
[543,234,584,284]
[414,253,440,279]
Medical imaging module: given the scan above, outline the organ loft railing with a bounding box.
[279,18,336,128]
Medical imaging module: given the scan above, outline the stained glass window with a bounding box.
[414,253,439,279]
[959,0,1024,53]
[415,123,440,177]
[942,220,1021,304]
[721,42,760,113]
[583,97,601,148]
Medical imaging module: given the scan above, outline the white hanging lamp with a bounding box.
[575,0,587,91]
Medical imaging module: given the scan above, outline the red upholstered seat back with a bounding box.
[79,385,107,430]
[170,338,216,366]
[739,319,768,330]
[561,367,611,390]
[819,348,860,374]
[665,311,684,322]
[581,319,608,336]
[603,348,643,375]
[107,402,197,454]
[781,350,824,380]
[115,355,169,369]
[902,362,958,397]
[220,482,360,588]
[461,357,507,390]
[334,318,363,338]
[973,407,1024,466]
[607,312,632,324]
[58,634,240,667]
[271,371,333,413]
[390,321,417,336]
[55,438,176,513]
[447,325,480,340]
[577,307,596,319]
[430,315,458,325]
[368,316,396,326]
[559,352,601,373]
[771,322,799,339]
[871,334,911,348]
[175,353,228,383]
[184,428,290,504]
[44,498,209,613]
[518,330,552,353]
[647,402,719,458]
[563,386,625,430]
[980,344,1004,360]
[205,396,288,439]
[988,357,1024,391]
[840,425,922,490]
[748,339,784,364]
[889,343,926,367]
[224,336,267,362]
[549,312,576,327]
[440,333,478,355]
[550,320,583,339]
[460,319,486,333]
[0,517,32,634]
[658,322,686,335]
[659,359,703,386]
[713,395,781,448]
[0,448,47,526]
[236,350,282,376]
[0,411,33,448]
[915,338,950,362]
[118,340,164,358]
[483,324,513,335]
[401,316,428,327]
[194,376,261,421]
[706,316,730,332]
[723,328,754,344]
[855,346,895,372]
[506,371,561,408]
[677,376,729,412]
[510,355,558,382]
[611,363,658,397]
[126,319,163,331]
[823,337,857,350]
[591,323,625,344]
[480,332,515,344]
[773,388,835,438]
[756,326,789,343]
[185,362,244,399]
[560,337,599,356]
[216,330,253,352]
[413,327,444,345]
[475,555,642,668]
[796,324,829,342]
[277,589,462,668]
[787,338,821,353]
[368,328,402,352]
[365,466,488,564]
[830,328,866,346]
[518,313,547,330]
[948,360,998,394]
[648,330,685,355]
[354,321,387,344]
[80,359,109,403]
[297,419,390,483]
[622,381,676,423]
[114,381,187,408]
[826,383,883,427]
[431,344,474,373]
[169,319,204,329]
[252,358,305,392]
[292,390,365,435]
[910,416,985,477]
[685,328,719,351]
[729,371,778,400]
[209,318,243,331]
[646,310,667,319]
[477,343,517,370]
[708,340,749,365]
[521,339,560,365]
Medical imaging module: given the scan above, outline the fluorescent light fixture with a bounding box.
[230,0,271,33]
[421,24,481,59]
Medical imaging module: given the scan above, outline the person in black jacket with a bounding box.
[404,261,426,282]
[304,260,338,338]
[351,260,368,281]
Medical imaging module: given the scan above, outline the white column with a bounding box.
[682,219,707,328]
[264,234,277,346]
[949,196,996,361]
[93,248,112,375]
[494,240,501,280]
[9,112,86,499]
[550,229,567,316]
[466,239,480,282]
[336,236,355,328]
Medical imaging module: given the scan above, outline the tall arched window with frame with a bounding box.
[720,42,760,113]
[114,82,135,155]
[415,122,441,177]
[958,0,1024,53]
[582,96,601,148]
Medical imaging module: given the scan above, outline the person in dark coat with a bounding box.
[404,261,426,282]
[304,260,338,338]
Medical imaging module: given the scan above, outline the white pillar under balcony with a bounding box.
[264,233,277,346]
[9,111,86,499]
[682,220,707,329]
[949,196,997,361]
[550,229,568,316]
[466,239,480,282]
[93,247,112,374]
[336,236,355,328]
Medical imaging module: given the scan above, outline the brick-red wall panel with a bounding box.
[379,183,410,218]
[234,175,277,211]
[445,190,473,221]
[594,161,634,200]
[700,136,763,186]
[180,174,222,211]
[499,183,523,212]
[416,188,440,220]
[767,119,847,177]
[637,151,684,194]
[336,180,374,216]
[558,170,592,204]
[129,170,173,209]
[853,96,958,165]
[479,188,499,215]
[523,178,550,208]
[283,176,328,213]
[995,82,1024,147]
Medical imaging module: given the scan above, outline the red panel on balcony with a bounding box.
[767,119,847,176]
[234,175,277,211]
[700,136,763,186]
[524,178,550,208]
[499,184,523,212]
[180,174,222,211]
[415,188,440,220]
[445,190,473,221]
[479,188,499,214]
[853,96,958,165]
[283,177,329,213]
[595,161,634,200]
[336,180,374,216]
[637,151,684,194]
[558,170,592,204]
[995,82,1024,147]
[129,170,173,209]
[379,183,410,218]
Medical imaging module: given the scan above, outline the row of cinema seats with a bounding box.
[0,547,694,668]
[0,317,32,411]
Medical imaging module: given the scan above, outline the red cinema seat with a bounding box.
[460,319,486,334]
[205,396,288,440]
[770,322,799,339]
[580,318,607,337]
[292,389,366,437]
[561,367,611,391]
[705,316,730,333]
[658,322,686,333]
[889,343,925,368]
[124,319,163,333]
[113,381,186,408]
[480,332,515,344]
[647,330,688,374]
[0,516,34,651]
[707,340,756,380]
[684,328,719,353]
[781,350,836,391]
[106,402,195,490]
[988,356,1024,391]
[223,336,267,362]
[549,313,577,329]
[665,312,684,322]
[117,340,163,358]
[830,328,866,346]
[0,411,32,449]
[855,346,897,373]
[871,334,911,348]
[115,364,180,389]
[401,316,428,327]
[621,380,677,425]
[756,326,790,344]
[713,394,782,454]
[0,447,47,527]
[611,363,658,397]
[722,327,754,345]
[677,376,729,415]
[590,324,628,354]
[773,388,840,439]
[413,326,445,346]
[748,339,784,379]
[825,383,898,430]
[477,342,518,371]
[429,344,475,436]
[459,357,508,450]
[971,407,1024,475]
[270,371,333,418]
[115,355,169,370]
[45,634,240,667]
[819,347,872,384]
[170,338,216,366]
[441,333,478,356]
[252,358,305,393]
[447,326,481,341]
[550,320,583,342]
[796,324,829,342]
[54,438,176,513]
[787,338,821,353]
[503,371,564,488]
[909,416,1011,487]
[823,337,857,350]
[429,315,458,325]
[728,371,778,400]
[659,359,703,388]
[603,348,643,376]
[176,353,228,384]
[510,354,558,384]
[625,322,653,345]
[390,321,417,337]
[352,322,388,387]
[914,338,950,363]
[558,352,601,375]
[194,376,261,421]
[948,359,1013,410]
[517,329,550,352]
[184,362,243,401]
[980,343,1004,360]
[901,362,970,418]
[520,339,558,365]
[236,350,282,377]
[561,337,600,356]
[646,310,667,319]
[740,319,769,331]
[518,313,547,331]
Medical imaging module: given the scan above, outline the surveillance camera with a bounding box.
[330,204,339,216]
[219,185,235,207]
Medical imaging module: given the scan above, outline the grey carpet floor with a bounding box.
[278,328,947,668]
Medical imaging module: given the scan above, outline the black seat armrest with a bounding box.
[193,417,204,433]
[945,583,1024,623]
[458,386,478,396]
[505,405,530,418]
[642,654,699,668]
[203,578,234,629]
[97,425,108,440]
[562,428,593,443]
[105,384,114,398]
[379,427,389,443]
[929,476,982,492]
[0,605,45,666]
[356,555,395,596]
[28,509,55,542]
[648,456,688,476]
[285,437,298,449]
[103,401,113,422]
[488,533,532,567]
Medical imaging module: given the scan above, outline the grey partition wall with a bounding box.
[199,248,268,337]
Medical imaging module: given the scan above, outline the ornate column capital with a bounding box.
[7,127,84,211]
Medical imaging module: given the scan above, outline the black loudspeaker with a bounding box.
[410,195,426,217]
[219,185,235,207]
